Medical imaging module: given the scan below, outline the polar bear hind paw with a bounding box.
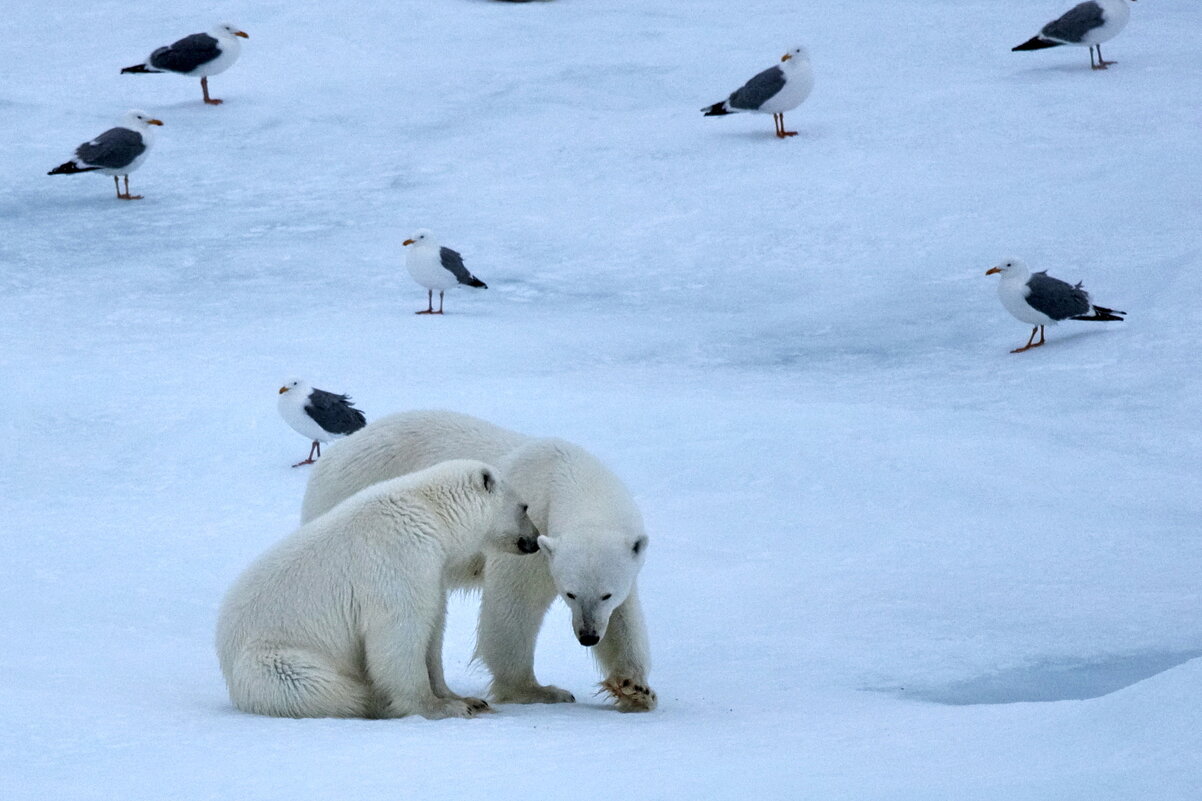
[599,677,657,712]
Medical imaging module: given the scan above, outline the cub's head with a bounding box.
[537,531,648,647]
[473,464,540,556]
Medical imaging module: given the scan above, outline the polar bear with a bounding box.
[301,410,657,712]
[216,459,540,719]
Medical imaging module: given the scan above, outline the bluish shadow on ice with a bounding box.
[889,651,1202,705]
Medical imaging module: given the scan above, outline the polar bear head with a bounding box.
[412,460,540,558]
[536,531,648,646]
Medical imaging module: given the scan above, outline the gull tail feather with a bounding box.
[48,161,100,175]
[1072,305,1126,322]
[1013,36,1062,52]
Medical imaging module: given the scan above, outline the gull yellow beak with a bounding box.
[278,386,289,394]
[236,31,249,38]
[781,53,792,62]
[402,239,415,246]
[985,267,1002,275]
[148,119,164,126]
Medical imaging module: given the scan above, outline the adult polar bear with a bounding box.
[301,410,656,712]
[217,459,540,719]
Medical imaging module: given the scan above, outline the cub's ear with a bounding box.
[631,535,648,557]
[480,468,495,493]
[537,535,556,555]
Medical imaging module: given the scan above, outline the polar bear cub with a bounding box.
[215,459,539,719]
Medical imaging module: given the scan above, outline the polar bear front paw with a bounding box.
[600,677,657,712]
[491,682,576,705]
[422,699,484,720]
[461,696,494,714]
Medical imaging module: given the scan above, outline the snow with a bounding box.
[2,0,1200,798]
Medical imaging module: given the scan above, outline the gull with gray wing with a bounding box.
[122,23,249,104]
[278,379,367,467]
[1013,0,1134,70]
[402,229,488,315]
[986,258,1126,353]
[48,110,164,200]
[703,46,813,139]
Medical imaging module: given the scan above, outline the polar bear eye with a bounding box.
[565,593,576,600]
[600,594,612,601]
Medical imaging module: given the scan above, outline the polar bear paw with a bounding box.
[461,696,494,714]
[600,677,657,712]
[491,682,576,705]
[422,699,486,720]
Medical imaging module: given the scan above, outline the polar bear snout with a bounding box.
[576,631,601,647]
[488,496,541,555]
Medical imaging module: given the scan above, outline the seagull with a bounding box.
[1012,0,1134,70]
[986,259,1126,353]
[48,110,163,200]
[122,23,249,104]
[703,46,814,139]
[277,379,367,467]
[401,229,488,315]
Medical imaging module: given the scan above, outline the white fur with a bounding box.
[301,410,658,712]
[215,459,538,719]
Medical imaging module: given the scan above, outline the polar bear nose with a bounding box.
[577,632,600,647]
[517,535,540,554]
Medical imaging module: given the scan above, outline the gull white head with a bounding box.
[122,109,164,130]
[402,228,436,248]
[213,23,250,40]
[780,46,810,65]
[278,378,311,397]
[985,258,1031,280]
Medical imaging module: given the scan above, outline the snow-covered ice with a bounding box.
[2,1,1200,799]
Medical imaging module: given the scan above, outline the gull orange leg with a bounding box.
[775,112,798,138]
[1090,45,1115,70]
[416,289,437,314]
[202,76,224,105]
[1011,326,1046,353]
[436,290,445,315]
[292,441,320,468]
[116,175,143,201]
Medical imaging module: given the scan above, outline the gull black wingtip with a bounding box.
[48,161,99,175]
[702,102,733,116]
[1071,306,1127,322]
[1013,36,1062,52]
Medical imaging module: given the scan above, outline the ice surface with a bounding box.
[2,1,1199,799]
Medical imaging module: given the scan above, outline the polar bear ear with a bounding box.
[631,535,648,557]
[479,468,495,493]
